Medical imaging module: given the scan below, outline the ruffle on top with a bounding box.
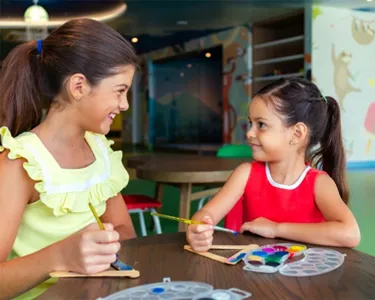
[0,126,129,216]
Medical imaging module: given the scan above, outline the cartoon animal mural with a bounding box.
[332,44,361,111]
[352,17,375,45]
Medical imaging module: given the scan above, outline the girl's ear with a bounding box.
[66,73,90,101]
[290,122,308,145]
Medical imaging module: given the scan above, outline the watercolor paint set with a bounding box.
[243,243,345,276]
[98,277,252,300]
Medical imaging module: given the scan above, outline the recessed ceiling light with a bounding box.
[367,0,373,2]
[131,37,138,43]
[177,20,188,25]
[205,52,211,58]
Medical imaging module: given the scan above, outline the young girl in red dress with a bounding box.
[187,78,360,252]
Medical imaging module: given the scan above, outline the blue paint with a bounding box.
[252,251,268,257]
[152,287,165,294]
[111,256,133,271]
[229,252,246,262]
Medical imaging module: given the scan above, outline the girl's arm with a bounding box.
[191,162,251,224]
[243,174,360,248]
[101,193,137,240]
[276,174,360,247]
[0,152,122,299]
[0,153,62,298]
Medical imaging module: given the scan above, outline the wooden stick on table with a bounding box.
[184,244,259,265]
[50,270,140,278]
[210,245,252,250]
[184,245,229,264]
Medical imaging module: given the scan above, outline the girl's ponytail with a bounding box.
[317,96,349,203]
[0,40,44,137]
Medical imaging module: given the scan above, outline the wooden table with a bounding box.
[125,154,248,231]
[38,232,375,299]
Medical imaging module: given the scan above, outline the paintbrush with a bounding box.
[150,212,239,235]
[88,202,133,271]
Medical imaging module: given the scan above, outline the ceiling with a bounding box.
[1,0,375,54]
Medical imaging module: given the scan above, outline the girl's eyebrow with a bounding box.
[114,84,129,89]
[249,117,268,121]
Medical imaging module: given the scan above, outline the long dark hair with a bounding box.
[0,18,138,137]
[255,78,349,204]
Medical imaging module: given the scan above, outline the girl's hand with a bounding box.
[186,216,214,253]
[240,217,279,238]
[54,223,120,274]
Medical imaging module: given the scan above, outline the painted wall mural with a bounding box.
[142,26,252,145]
[312,6,375,162]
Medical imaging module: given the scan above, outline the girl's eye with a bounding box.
[118,89,125,95]
[259,122,266,128]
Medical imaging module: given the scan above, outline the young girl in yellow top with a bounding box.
[187,78,360,253]
[0,18,137,299]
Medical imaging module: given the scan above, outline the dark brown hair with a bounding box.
[255,78,349,204]
[0,18,138,137]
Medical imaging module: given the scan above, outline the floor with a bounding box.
[123,169,375,257]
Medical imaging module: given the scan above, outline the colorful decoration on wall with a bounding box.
[352,17,375,45]
[332,44,361,111]
[362,102,375,154]
[312,6,323,21]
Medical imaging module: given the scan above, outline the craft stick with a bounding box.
[184,245,228,264]
[49,270,140,278]
[210,245,251,250]
[226,244,259,264]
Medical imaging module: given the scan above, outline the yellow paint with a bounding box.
[288,245,306,253]
[369,79,375,87]
[247,255,264,262]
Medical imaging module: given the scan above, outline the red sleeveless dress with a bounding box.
[225,161,326,231]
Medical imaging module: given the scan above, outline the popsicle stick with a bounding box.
[210,245,251,250]
[226,244,259,264]
[184,245,228,264]
[50,270,140,278]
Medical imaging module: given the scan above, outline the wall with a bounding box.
[142,26,252,145]
[312,6,375,163]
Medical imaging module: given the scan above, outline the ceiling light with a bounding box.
[177,20,188,25]
[367,0,373,2]
[24,0,49,23]
[205,52,211,58]
[0,2,126,29]
[131,37,138,43]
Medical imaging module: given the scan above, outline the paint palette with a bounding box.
[279,248,345,277]
[243,243,307,274]
[192,288,252,300]
[97,278,252,300]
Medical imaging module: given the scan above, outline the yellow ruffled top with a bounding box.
[0,126,129,299]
